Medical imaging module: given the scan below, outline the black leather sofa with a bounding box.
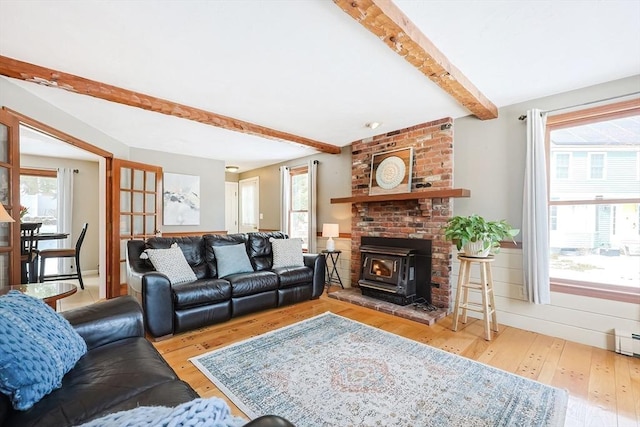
[126,232,325,338]
[0,296,294,427]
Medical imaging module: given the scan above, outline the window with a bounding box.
[549,205,558,231]
[20,168,57,235]
[288,166,309,250]
[588,153,605,180]
[546,100,640,302]
[553,153,570,179]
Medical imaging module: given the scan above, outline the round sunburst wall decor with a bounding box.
[375,156,406,190]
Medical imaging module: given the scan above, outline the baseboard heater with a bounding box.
[614,329,640,358]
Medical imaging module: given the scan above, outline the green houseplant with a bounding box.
[443,214,519,257]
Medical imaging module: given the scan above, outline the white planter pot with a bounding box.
[462,240,491,257]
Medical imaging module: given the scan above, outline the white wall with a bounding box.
[452,75,640,350]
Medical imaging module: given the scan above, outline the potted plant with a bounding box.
[443,214,519,257]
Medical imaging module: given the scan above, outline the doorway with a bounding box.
[239,177,259,233]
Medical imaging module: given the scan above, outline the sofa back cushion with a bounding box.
[248,232,287,271]
[203,233,248,278]
[145,237,207,279]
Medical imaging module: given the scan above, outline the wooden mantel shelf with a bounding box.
[330,188,470,204]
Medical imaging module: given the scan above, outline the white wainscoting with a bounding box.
[450,247,640,351]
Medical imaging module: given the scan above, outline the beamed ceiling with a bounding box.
[1,0,639,171]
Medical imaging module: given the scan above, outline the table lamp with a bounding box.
[322,223,339,252]
[0,204,15,223]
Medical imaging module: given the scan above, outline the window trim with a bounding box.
[546,99,640,303]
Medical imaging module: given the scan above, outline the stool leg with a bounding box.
[487,263,498,333]
[461,262,472,324]
[480,263,491,340]
[451,260,468,332]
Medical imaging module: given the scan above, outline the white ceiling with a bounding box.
[1,0,639,172]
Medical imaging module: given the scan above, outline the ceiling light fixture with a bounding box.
[365,122,381,130]
[225,166,239,173]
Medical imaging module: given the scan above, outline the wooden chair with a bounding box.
[20,222,42,283]
[39,223,88,289]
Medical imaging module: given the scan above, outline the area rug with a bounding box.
[190,312,568,427]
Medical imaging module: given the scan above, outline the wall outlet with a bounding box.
[259,213,264,220]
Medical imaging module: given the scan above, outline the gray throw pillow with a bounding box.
[143,243,197,285]
[270,237,304,268]
[213,244,254,278]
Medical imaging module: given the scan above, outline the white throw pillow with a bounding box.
[270,238,304,268]
[143,243,197,285]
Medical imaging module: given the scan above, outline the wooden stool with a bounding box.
[452,255,498,340]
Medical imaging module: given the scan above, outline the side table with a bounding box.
[321,250,343,293]
[0,282,77,311]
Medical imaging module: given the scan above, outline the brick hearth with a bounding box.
[350,118,454,309]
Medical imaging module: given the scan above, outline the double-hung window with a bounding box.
[546,100,640,302]
[288,166,309,250]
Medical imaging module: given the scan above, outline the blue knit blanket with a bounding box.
[78,397,247,427]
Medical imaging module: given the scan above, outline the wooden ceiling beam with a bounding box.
[0,55,341,154]
[333,0,498,120]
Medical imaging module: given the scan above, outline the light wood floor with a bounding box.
[153,293,640,427]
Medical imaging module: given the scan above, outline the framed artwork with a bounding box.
[163,172,200,225]
[369,147,413,195]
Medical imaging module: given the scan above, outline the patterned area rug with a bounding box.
[190,313,568,427]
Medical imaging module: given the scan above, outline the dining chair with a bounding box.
[39,222,88,289]
[20,222,42,283]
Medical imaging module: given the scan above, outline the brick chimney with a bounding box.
[350,118,454,308]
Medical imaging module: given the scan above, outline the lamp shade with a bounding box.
[0,204,15,223]
[322,223,339,238]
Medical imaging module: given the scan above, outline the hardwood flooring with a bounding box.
[153,293,640,426]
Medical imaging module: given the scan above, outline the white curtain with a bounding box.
[308,160,318,253]
[279,166,290,234]
[522,109,550,304]
[57,168,74,274]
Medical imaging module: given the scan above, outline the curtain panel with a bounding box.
[522,109,551,304]
[57,168,74,275]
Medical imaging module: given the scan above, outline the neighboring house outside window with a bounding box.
[546,100,640,303]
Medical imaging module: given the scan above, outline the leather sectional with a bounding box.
[126,232,325,338]
[0,296,294,427]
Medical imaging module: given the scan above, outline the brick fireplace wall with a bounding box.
[350,118,454,308]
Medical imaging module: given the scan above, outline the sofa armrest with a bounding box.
[303,253,326,299]
[61,295,144,350]
[142,272,175,338]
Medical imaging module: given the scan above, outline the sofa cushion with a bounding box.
[213,244,254,278]
[270,237,304,268]
[203,234,248,278]
[172,279,232,309]
[0,291,87,411]
[143,243,197,285]
[227,271,279,297]
[272,266,314,288]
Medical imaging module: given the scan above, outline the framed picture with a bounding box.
[369,147,413,195]
[163,173,200,225]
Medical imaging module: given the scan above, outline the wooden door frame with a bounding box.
[2,108,119,297]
